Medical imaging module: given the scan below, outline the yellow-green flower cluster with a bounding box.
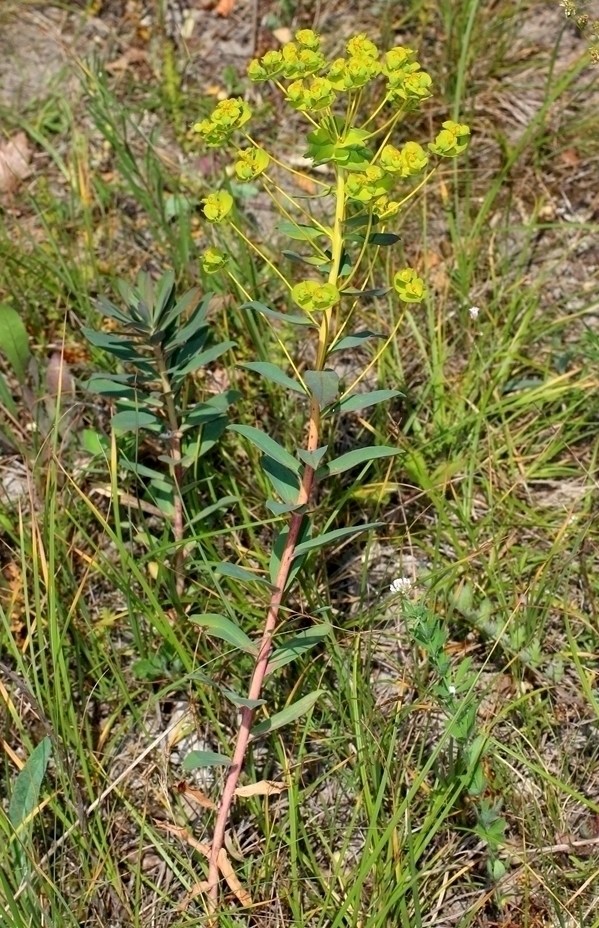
[346,165,392,203]
[382,46,432,103]
[373,196,401,220]
[429,121,471,157]
[327,54,381,90]
[201,247,229,274]
[248,29,325,82]
[286,77,336,112]
[380,141,428,177]
[193,98,251,147]
[292,280,340,312]
[394,268,426,303]
[234,148,270,181]
[203,191,233,223]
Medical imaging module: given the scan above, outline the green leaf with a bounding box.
[266,625,332,675]
[337,389,403,414]
[170,340,236,380]
[293,522,383,557]
[367,232,401,245]
[84,373,138,400]
[270,517,310,587]
[0,370,17,416]
[262,455,301,505]
[152,271,176,323]
[80,428,108,455]
[241,300,315,327]
[276,220,323,241]
[82,328,152,371]
[189,613,258,654]
[161,287,206,334]
[340,286,390,298]
[8,737,52,831]
[317,446,400,478]
[229,424,301,474]
[282,250,329,268]
[0,305,31,383]
[182,750,231,770]
[266,500,305,515]
[297,445,328,468]
[222,690,266,710]
[213,562,274,587]
[329,331,384,353]
[250,689,325,739]
[111,409,163,431]
[121,460,166,481]
[95,295,138,328]
[242,362,306,395]
[304,370,339,408]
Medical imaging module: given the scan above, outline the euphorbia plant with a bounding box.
[193,29,470,908]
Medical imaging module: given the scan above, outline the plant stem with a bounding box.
[207,165,346,909]
[154,346,184,596]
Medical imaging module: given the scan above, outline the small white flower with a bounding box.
[468,306,480,320]
[448,684,457,695]
[390,576,413,594]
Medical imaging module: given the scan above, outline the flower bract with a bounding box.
[394,268,427,303]
[234,148,270,180]
[203,191,234,223]
[292,280,340,312]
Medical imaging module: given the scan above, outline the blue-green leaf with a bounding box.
[317,446,400,478]
[182,750,231,771]
[266,624,332,675]
[162,288,208,336]
[170,340,236,379]
[8,737,52,832]
[95,295,137,327]
[304,370,339,408]
[111,409,163,431]
[242,362,306,395]
[270,517,311,587]
[262,456,301,505]
[84,374,138,400]
[222,690,266,710]
[282,251,329,268]
[229,424,301,473]
[294,522,383,558]
[241,301,315,327]
[341,286,390,298]
[250,689,325,739]
[329,331,384,353]
[0,370,17,416]
[189,613,258,654]
[152,271,176,323]
[214,562,273,586]
[337,389,403,414]
[297,445,328,468]
[277,220,323,241]
[0,305,30,383]
[266,500,305,515]
[367,232,401,245]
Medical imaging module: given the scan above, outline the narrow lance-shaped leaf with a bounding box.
[250,689,326,740]
[329,331,384,354]
[293,522,383,558]
[297,445,328,468]
[228,424,301,474]
[317,446,400,478]
[183,751,231,771]
[266,624,332,675]
[262,455,301,505]
[111,409,164,432]
[269,517,311,588]
[336,389,403,414]
[241,300,315,327]
[242,361,306,395]
[171,340,236,380]
[189,613,258,654]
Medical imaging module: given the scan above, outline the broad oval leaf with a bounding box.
[0,304,31,383]
[293,522,383,558]
[266,624,332,675]
[250,689,326,740]
[266,499,305,515]
[329,331,384,354]
[337,389,403,414]
[317,446,400,478]
[8,737,52,831]
[189,613,257,654]
[228,424,301,474]
[182,750,231,771]
[242,361,306,395]
[111,409,163,431]
[304,370,340,408]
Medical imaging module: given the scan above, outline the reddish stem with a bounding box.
[207,407,320,905]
